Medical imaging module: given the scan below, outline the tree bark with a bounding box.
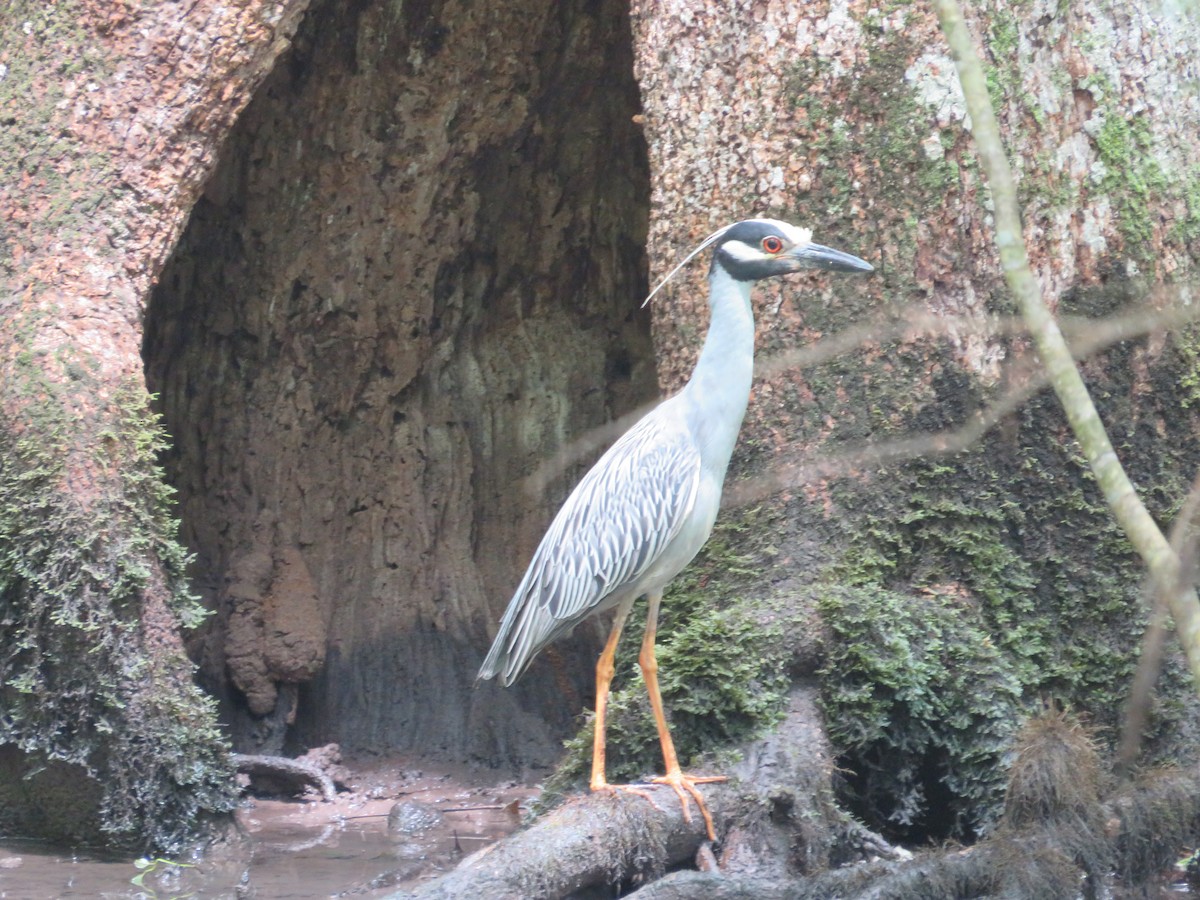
[932,0,1200,693]
[626,0,1200,845]
[0,0,309,852]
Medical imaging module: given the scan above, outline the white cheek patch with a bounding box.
[721,239,765,262]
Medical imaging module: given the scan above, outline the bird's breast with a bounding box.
[632,473,722,596]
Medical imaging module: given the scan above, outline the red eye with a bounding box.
[762,236,784,254]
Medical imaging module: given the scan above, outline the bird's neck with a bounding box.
[681,265,756,472]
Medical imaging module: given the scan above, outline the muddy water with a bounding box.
[0,761,534,899]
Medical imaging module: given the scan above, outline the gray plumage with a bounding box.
[478,218,873,687]
[481,405,703,685]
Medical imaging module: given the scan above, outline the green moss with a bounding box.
[985,9,1021,107]
[791,18,1192,265]
[1175,168,1200,245]
[807,293,1200,839]
[1175,322,1200,410]
[100,656,234,850]
[0,331,233,853]
[983,8,1060,134]
[817,447,1123,841]
[817,458,1042,840]
[989,11,1019,58]
[837,463,1047,685]
[817,584,1021,838]
[1020,151,1079,212]
[1094,112,1172,252]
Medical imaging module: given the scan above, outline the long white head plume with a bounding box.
[640,222,734,308]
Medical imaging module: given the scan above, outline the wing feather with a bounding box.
[478,409,701,685]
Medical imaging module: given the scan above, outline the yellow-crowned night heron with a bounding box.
[478,219,873,840]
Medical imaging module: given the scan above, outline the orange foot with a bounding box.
[592,773,727,841]
[590,780,666,814]
[652,770,727,841]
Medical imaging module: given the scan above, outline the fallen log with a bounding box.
[623,718,1200,899]
[393,787,708,899]
[625,763,1200,900]
[389,685,891,898]
[232,752,337,802]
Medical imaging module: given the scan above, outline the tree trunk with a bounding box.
[626,0,1200,846]
[0,0,309,852]
[143,0,653,763]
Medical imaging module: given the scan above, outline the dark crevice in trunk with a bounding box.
[143,0,652,766]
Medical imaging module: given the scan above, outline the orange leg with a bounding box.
[590,598,657,806]
[589,597,630,791]
[639,590,726,842]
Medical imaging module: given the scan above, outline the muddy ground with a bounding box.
[0,754,534,898]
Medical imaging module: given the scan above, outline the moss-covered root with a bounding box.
[623,750,1200,898]
[845,712,1195,898]
[817,584,1022,840]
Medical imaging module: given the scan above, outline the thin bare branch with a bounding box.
[728,295,1200,508]
[725,358,1042,507]
[526,292,1198,516]
[757,295,1199,385]
[1117,469,1200,772]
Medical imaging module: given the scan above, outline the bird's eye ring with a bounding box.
[762,236,784,254]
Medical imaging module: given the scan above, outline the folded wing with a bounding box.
[478,411,701,685]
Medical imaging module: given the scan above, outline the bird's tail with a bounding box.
[475,632,511,685]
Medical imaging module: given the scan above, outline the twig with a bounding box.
[1118,469,1200,772]
[725,298,1200,508]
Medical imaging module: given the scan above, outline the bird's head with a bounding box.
[643,217,872,306]
[712,218,874,281]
